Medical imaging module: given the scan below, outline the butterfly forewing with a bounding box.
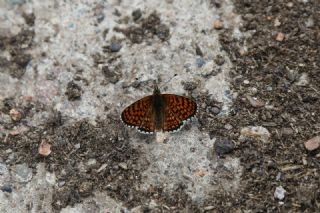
[121,96,155,133]
[163,94,197,120]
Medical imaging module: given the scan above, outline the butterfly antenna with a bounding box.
[159,73,178,90]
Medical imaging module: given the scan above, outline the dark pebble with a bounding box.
[195,44,203,57]
[1,185,12,193]
[97,14,105,23]
[214,137,234,156]
[102,66,121,83]
[110,42,122,52]
[132,9,142,21]
[209,106,221,114]
[102,66,115,78]
[214,55,225,66]
[79,181,93,196]
[156,24,170,41]
[182,81,198,91]
[196,57,205,67]
[65,81,82,101]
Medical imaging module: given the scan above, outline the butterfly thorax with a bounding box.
[151,90,166,131]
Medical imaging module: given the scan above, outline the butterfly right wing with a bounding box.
[162,94,197,132]
[121,96,155,134]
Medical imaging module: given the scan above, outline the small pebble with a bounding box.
[195,169,207,177]
[286,2,294,7]
[184,63,191,69]
[132,9,142,21]
[156,24,170,41]
[46,172,56,185]
[195,44,203,57]
[224,124,233,130]
[274,18,281,27]
[0,163,8,175]
[0,185,12,193]
[196,57,205,67]
[266,86,273,91]
[97,163,108,173]
[304,136,320,151]
[281,127,293,136]
[74,143,81,149]
[9,108,22,121]
[302,157,307,165]
[12,163,33,183]
[79,181,93,196]
[38,139,52,157]
[276,32,285,41]
[65,81,82,101]
[305,17,314,28]
[213,20,224,30]
[214,55,225,66]
[243,80,250,85]
[110,42,122,52]
[203,206,214,211]
[249,87,258,95]
[87,158,97,166]
[240,126,271,143]
[182,81,198,91]
[96,14,105,23]
[119,162,128,170]
[274,186,286,200]
[214,137,234,155]
[58,181,66,187]
[209,107,221,115]
[295,73,309,86]
[276,172,281,181]
[245,95,265,108]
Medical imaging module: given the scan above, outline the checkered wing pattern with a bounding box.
[121,96,155,133]
[162,94,197,132]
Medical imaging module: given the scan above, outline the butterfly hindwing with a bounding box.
[163,107,185,132]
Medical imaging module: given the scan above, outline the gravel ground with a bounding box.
[0,0,319,212]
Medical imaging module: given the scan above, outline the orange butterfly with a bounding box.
[121,84,197,134]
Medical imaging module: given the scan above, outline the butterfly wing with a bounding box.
[121,96,155,134]
[162,94,197,132]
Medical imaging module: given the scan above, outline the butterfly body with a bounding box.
[121,85,197,134]
[151,92,166,131]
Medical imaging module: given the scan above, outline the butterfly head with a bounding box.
[153,82,161,95]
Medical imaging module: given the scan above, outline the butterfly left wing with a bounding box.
[121,96,155,134]
[162,94,197,132]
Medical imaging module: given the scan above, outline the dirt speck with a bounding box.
[65,81,82,101]
[115,11,170,43]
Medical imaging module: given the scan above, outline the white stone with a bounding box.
[240,126,271,143]
[274,186,286,200]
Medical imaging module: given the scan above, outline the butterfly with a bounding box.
[121,84,197,134]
